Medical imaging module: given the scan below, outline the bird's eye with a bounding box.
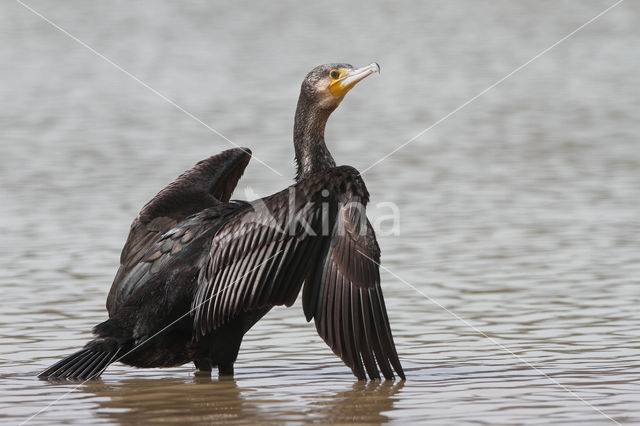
[330,70,340,79]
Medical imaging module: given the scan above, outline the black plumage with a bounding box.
[38,62,404,381]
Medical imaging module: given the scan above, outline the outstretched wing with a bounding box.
[302,205,405,380]
[192,171,329,336]
[192,166,404,380]
[107,148,251,313]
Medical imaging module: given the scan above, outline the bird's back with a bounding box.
[106,202,249,316]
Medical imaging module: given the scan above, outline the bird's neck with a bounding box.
[293,92,336,182]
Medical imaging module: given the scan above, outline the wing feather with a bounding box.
[192,166,404,380]
[107,148,251,313]
[303,201,405,380]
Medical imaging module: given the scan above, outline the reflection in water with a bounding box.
[306,381,405,424]
[87,376,251,425]
[84,376,403,424]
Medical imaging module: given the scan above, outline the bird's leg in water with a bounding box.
[213,324,244,377]
[194,358,212,375]
[216,338,241,376]
[218,362,234,376]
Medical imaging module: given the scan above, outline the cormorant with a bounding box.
[38,63,405,381]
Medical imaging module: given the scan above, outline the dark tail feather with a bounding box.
[38,344,121,381]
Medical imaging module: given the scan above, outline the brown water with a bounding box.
[1,1,640,424]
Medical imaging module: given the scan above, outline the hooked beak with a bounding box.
[329,62,380,98]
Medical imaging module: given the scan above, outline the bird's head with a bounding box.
[300,62,380,110]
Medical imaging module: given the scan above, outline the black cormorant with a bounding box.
[38,63,405,381]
